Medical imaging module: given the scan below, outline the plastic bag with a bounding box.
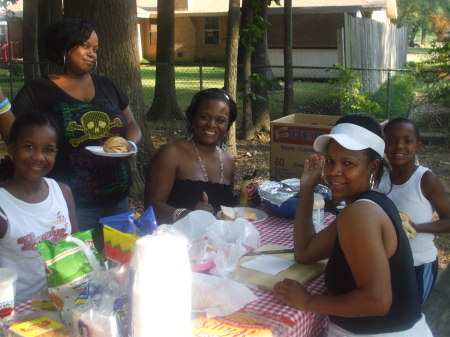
[173,210,260,279]
[192,272,258,318]
[100,207,158,267]
[72,266,131,337]
[37,230,105,328]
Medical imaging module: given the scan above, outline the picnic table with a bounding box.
[232,212,335,337]
[13,213,336,337]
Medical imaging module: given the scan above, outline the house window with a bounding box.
[149,22,157,46]
[204,17,219,45]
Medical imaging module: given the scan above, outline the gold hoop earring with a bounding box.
[369,173,375,190]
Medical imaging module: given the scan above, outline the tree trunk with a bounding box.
[38,0,62,76]
[420,27,427,46]
[22,0,41,83]
[224,0,241,156]
[283,0,294,116]
[146,0,182,120]
[408,25,420,46]
[64,0,154,200]
[241,0,254,140]
[251,1,271,133]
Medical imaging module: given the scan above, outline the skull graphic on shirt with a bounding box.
[67,111,123,147]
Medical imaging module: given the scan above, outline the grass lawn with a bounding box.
[407,47,431,63]
[140,64,336,125]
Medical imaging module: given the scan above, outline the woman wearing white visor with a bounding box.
[274,114,432,337]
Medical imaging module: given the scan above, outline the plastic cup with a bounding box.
[0,268,17,318]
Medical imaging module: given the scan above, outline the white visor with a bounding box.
[313,123,385,157]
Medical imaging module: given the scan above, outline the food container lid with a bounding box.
[258,178,300,206]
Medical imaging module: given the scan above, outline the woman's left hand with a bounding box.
[300,154,324,189]
[273,278,312,311]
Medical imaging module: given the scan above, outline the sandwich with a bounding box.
[103,136,129,153]
[236,209,258,221]
[399,211,417,240]
[220,206,258,221]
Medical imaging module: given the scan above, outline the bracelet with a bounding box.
[0,97,11,115]
[173,208,188,223]
[127,140,138,155]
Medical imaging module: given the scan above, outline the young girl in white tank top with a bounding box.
[380,117,450,303]
[0,112,78,303]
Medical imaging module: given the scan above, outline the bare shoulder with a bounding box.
[150,138,191,169]
[222,148,235,160]
[155,138,189,156]
[221,148,235,165]
[421,169,443,189]
[56,181,72,197]
[338,200,388,231]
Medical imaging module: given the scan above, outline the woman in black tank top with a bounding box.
[273,114,429,336]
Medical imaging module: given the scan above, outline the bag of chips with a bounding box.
[37,230,104,328]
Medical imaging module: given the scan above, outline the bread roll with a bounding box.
[399,211,417,240]
[221,206,236,220]
[103,136,129,153]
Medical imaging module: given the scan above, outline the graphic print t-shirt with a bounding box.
[13,75,131,207]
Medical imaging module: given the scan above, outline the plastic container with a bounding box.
[263,197,298,219]
[312,193,325,232]
[0,268,17,318]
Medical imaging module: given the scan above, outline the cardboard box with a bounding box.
[270,113,339,180]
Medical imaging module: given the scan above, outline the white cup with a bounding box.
[0,268,17,318]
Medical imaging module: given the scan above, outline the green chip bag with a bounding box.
[37,230,105,312]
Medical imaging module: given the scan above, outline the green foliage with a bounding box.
[371,72,418,119]
[328,64,382,115]
[395,0,450,45]
[418,37,450,106]
[0,62,23,80]
[9,62,23,80]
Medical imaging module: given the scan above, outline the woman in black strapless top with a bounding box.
[144,89,238,224]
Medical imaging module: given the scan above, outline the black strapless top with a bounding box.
[167,179,236,213]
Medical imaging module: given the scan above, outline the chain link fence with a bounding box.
[1,61,448,139]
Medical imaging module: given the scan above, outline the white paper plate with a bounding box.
[216,207,268,223]
[85,146,136,158]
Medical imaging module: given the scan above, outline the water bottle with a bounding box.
[312,193,325,231]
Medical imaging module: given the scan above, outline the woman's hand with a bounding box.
[273,278,312,311]
[194,191,214,214]
[300,154,324,189]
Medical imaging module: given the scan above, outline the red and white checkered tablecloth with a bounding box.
[236,212,335,337]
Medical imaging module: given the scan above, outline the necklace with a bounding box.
[191,140,223,184]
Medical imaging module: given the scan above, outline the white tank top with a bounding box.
[0,178,71,303]
[379,166,437,266]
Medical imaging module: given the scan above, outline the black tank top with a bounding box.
[324,191,421,334]
[167,179,236,213]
